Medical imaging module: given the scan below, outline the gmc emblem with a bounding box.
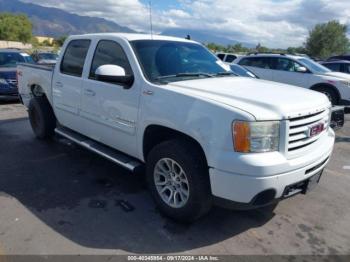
[308,123,324,137]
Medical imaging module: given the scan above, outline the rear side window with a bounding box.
[89,40,132,79]
[225,55,237,63]
[60,40,91,77]
[239,57,272,69]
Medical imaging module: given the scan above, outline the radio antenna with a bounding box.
[149,1,154,39]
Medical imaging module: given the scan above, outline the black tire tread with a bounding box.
[28,96,56,139]
[146,139,212,223]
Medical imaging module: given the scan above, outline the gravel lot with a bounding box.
[0,101,349,256]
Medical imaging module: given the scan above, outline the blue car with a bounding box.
[0,49,35,99]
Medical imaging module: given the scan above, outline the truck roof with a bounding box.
[68,33,197,43]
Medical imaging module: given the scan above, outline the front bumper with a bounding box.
[209,130,335,208]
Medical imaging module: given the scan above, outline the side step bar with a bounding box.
[55,127,142,172]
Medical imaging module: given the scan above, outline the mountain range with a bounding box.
[0,0,253,46]
[0,0,135,37]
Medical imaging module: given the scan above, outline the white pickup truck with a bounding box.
[18,33,335,222]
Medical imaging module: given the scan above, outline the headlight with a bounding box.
[0,78,7,84]
[340,80,350,87]
[233,121,280,153]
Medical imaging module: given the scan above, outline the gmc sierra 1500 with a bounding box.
[18,33,335,222]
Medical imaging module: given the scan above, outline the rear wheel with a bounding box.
[146,139,212,223]
[28,97,56,139]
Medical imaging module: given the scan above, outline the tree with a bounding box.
[0,13,32,43]
[286,46,307,55]
[255,43,269,53]
[306,20,350,59]
[53,36,68,47]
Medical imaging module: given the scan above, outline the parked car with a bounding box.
[235,53,350,105]
[229,63,258,78]
[0,49,35,99]
[216,52,242,63]
[18,34,334,222]
[32,51,58,65]
[321,60,350,74]
[327,55,350,62]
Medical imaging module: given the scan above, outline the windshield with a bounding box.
[38,53,58,60]
[0,52,25,68]
[0,52,35,67]
[131,40,232,83]
[298,58,331,74]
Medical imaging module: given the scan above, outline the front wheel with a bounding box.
[146,139,212,223]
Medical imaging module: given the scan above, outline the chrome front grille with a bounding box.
[288,109,329,152]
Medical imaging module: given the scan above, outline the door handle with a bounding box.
[84,89,96,96]
[55,82,63,88]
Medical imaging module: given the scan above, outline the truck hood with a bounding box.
[168,77,330,120]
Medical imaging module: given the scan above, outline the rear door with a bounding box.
[52,39,91,129]
[238,57,273,80]
[270,57,311,88]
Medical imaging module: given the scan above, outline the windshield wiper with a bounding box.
[214,71,238,77]
[154,72,214,81]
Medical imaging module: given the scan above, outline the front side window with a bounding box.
[90,40,132,79]
[60,39,91,77]
[275,58,304,72]
[131,40,231,83]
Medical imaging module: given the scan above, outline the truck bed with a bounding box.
[17,63,55,107]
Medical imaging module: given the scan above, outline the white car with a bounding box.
[235,53,350,105]
[17,34,334,222]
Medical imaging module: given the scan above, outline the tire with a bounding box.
[28,97,56,139]
[146,139,212,223]
[314,86,338,105]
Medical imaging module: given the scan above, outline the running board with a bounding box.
[55,127,142,172]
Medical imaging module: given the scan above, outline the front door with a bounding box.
[271,57,311,88]
[80,39,141,156]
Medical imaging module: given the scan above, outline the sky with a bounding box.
[21,0,350,48]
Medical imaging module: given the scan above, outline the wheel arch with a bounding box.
[142,125,208,166]
[30,84,45,97]
[310,83,340,104]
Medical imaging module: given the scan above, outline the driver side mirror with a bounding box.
[95,65,134,88]
[296,66,308,73]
